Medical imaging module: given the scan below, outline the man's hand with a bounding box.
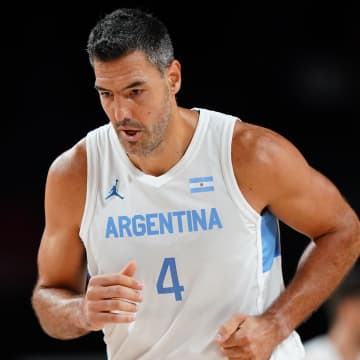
[214,313,279,360]
[84,260,143,330]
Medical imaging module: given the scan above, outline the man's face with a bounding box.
[94,51,178,157]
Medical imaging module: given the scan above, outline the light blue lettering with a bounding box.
[118,216,132,237]
[132,215,146,236]
[209,207,223,229]
[172,211,186,233]
[105,207,223,238]
[186,210,193,232]
[146,213,158,235]
[105,217,118,238]
[159,212,174,234]
[191,209,207,231]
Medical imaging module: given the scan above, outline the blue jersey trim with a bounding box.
[261,210,280,272]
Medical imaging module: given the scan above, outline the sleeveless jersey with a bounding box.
[80,107,305,359]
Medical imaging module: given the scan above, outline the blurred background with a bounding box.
[3,1,359,358]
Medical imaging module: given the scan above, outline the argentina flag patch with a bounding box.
[189,176,214,193]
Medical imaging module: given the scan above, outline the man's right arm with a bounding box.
[31,139,91,339]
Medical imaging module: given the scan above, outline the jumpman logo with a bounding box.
[105,179,124,200]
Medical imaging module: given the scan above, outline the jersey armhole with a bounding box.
[221,118,260,223]
[79,130,99,243]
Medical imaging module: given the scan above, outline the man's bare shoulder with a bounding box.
[42,138,88,227]
[233,121,290,159]
[232,120,307,170]
[231,121,311,212]
[48,138,87,180]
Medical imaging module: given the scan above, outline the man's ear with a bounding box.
[167,60,181,94]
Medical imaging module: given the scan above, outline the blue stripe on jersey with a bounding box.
[189,176,213,183]
[190,186,215,193]
[260,210,280,272]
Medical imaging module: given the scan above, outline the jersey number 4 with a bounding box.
[156,257,184,301]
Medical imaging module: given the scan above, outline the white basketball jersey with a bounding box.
[80,108,305,359]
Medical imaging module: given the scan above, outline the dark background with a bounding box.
[3,1,359,358]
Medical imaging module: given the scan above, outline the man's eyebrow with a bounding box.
[94,80,146,92]
[94,85,108,91]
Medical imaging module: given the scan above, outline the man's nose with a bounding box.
[112,97,132,123]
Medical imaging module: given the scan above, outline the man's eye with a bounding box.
[100,91,112,98]
[131,89,143,96]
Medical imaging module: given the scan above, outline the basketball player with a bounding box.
[31,7,360,360]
